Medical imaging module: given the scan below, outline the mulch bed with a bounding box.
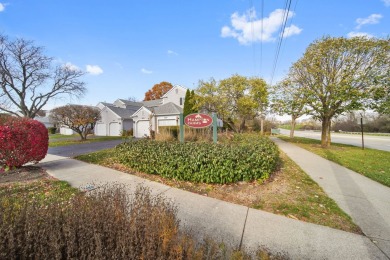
[0,166,50,185]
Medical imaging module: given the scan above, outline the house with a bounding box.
[34,110,55,128]
[94,101,142,136]
[96,102,114,110]
[131,102,183,138]
[131,85,187,138]
[113,99,144,109]
[94,85,187,137]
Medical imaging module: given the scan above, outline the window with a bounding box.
[175,89,178,94]
[180,97,183,105]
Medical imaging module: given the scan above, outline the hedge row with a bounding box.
[0,117,48,169]
[115,136,279,184]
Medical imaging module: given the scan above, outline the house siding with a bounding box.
[95,107,121,136]
[162,86,186,108]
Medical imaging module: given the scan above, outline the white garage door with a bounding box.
[158,119,176,127]
[109,122,121,136]
[136,120,150,138]
[95,123,107,136]
[60,127,74,135]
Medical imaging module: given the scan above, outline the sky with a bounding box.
[0,0,389,109]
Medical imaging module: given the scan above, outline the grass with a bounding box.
[76,147,362,234]
[49,133,80,139]
[278,136,390,187]
[0,179,78,206]
[49,135,123,147]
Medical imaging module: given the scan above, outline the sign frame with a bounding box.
[184,113,213,129]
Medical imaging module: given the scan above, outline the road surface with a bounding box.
[279,129,390,152]
[48,139,124,157]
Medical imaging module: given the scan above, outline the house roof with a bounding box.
[117,99,144,107]
[97,102,113,107]
[130,106,152,118]
[142,99,163,107]
[106,105,139,119]
[153,102,183,115]
[161,85,187,98]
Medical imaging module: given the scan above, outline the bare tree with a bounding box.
[0,34,86,118]
[50,105,101,140]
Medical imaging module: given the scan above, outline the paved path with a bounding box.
[38,153,388,259]
[279,129,390,152]
[272,137,390,258]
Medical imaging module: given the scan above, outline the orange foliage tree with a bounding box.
[144,82,173,101]
[50,105,101,140]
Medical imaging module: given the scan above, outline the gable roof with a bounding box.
[153,102,183,115]
[117,99,144,107]
[130,106,152,118]
[97,102,113,107]
[142,99,163,107]
[106,105,139,119]
[161,85,187,98]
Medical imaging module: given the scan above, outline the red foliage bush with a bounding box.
[0,117,48,169]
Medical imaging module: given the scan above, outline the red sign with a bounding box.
[184,113,213,128]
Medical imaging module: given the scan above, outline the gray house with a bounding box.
[94,85,187,137]
[131,85,186,138]
[94,100,143,136]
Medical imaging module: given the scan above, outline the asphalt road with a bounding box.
[279,129,390,152]
[48,139,125,157]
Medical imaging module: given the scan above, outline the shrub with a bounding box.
[158,126,213,142]
[47,127,57,134]
[120,129,133,137]
[0,184,283,259]
[0,117,48,169]
[159,126,179,138]
[115,135,279,184]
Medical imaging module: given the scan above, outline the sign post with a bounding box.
[179,113,184,143]
[212,113,217,143]
[183,113,216,143]
[360,117,364,150]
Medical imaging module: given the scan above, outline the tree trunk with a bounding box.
[327,120,332,146]
[290,117,296,138]
[260,118,264,135]
[239,118,246,133]
[321,117,331,148]
[77,132,87,141]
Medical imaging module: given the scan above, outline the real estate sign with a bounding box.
[184,113,213,128]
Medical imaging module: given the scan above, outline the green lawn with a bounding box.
[49,133,80,140]
[278,136,390,187]
[0,179,78,206]
[49,135,123,147]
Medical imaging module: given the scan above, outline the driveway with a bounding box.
[48,139,125,157]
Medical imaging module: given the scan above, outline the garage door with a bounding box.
[158,119,176,127]
[136,120,150,138]
[95,123,107,136]
[109,122,121,136]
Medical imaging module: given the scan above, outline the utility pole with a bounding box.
[360,115,364,150]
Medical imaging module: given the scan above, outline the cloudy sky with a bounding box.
[0,0,389,108]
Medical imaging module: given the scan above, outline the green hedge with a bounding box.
[115,136,279,184]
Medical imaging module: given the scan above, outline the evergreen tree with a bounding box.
[183,89,192,117]
[190,90,197,114]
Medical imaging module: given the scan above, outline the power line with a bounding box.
[270,0,292,86]
[249,0,256,76]
[259,0,264,77]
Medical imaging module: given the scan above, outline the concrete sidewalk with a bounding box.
[272,137,390,258]
[38,154,388,259]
